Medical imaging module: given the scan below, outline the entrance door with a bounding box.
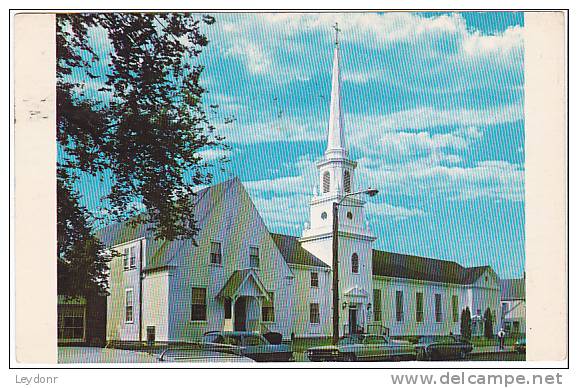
[349,306,358,334]
[234,298,247,331]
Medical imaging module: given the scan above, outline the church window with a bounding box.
[191,287,207,321]
[351,253,359,274]
[210,241,222,265]
[396,291,404,322]
[452,295,459,323]
[435,293,442,322]
[310,272,319,288]
[310,303,320,324]
[321,211,327,220]
[344,170,351,193]
[416,292,423,323]
[125,289,134,323]
[322,171,330,193]
[346,211,353,220]
[249,246,260,268]
[262,292,275,322]
[373,289,382,321]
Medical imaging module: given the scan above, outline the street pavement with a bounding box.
[58,346,521,364]
[58,347,158,363]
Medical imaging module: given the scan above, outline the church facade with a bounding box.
[100,35,501,344]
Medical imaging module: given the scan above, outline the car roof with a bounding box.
[204,331,262,336]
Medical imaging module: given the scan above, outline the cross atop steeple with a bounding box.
[325,23,346,158]
[332,22,341,45]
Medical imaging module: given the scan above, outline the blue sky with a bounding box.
[72,12,525,278]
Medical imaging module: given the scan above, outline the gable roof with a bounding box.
[372,249,491,285]
[270,233,329,268]
[216,269,271,300]
[500,278,525,300]
[95,178,242,271]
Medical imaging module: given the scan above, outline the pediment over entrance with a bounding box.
[344,285,368,298]
[216,269,270,301]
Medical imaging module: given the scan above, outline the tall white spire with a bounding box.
[325,23,347,159]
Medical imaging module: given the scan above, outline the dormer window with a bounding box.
[322,171,330,193]
[344,170,351,193]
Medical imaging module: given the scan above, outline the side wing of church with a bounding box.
[99,30,502,344]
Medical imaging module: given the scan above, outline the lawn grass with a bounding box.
[470,337,518,347]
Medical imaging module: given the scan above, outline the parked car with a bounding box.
[415,336,473,360]
[202,331,293,362]
[157,346,254,363]
[307,334,416,362]
[514,337,526,354]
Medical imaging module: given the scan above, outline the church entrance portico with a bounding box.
[343,286,370,335]
[216,269,270,333]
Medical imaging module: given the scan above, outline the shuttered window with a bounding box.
[416,292,424,323]
[396,291,404,322]
[373,289,382,321]
[452,295,459,323]
[435,293,443,322]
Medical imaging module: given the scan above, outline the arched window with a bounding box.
[351,253,359,274]
[344,170,351,193]
[322,171,330,193]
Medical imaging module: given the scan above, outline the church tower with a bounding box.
[299,25,376,335]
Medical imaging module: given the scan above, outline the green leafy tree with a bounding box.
[57,13,227,297]
[484,308,494,339]
[460,307,472,341]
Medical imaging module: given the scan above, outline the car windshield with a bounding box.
[203,333,222,344]
[418,336,437,344]
[339,336,362,345]
[219,335,242,346]
[243,335,267,346]
[363,336,386,345]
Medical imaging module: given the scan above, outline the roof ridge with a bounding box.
[372,248,468,270]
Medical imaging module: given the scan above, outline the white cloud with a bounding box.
[378,129,472,155]
[357,157,524,202]
[349,104,523,134]
[210,12,523,87]
[367,202,426,220]
[225,40,272,74]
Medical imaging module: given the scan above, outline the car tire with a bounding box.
[417,349,428,361]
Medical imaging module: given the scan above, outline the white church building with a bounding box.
[99,34,501,344]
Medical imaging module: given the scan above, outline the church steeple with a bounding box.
[326,23,347,159]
